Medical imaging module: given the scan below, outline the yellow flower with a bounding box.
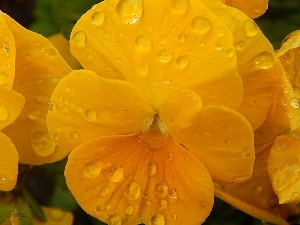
[0,13,73,166]
[47,0,280,224]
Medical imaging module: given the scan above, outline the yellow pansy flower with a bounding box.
[0,13,72,166]
[47,0,280,224]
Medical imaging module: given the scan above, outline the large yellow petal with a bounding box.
[47,69,155,150]
[200,2,280,130]
[0,132,18,191]
[268,134,300,204]
[215,146,299,225]
[224,0,268,18]
[0,14,15,87]
[65,135,214,225]
[159,90,254,182]
[1,14,72,165]
[0,85,24,131]
[70,0,243,111]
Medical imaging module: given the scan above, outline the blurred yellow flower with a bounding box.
[47,0,281,224]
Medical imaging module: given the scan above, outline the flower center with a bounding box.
[139,114,170,149]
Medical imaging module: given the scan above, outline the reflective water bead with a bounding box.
[255,52,275,69]
[157,49,173,63]
[151,214,165,225]
[83,162,102,178]
[171,0,190,14]
[91,11,106,25]
[110,167,124,182]
[243,20,259,37]
[125,182,141,199]
[116,0,142,24]
[191,17,212,35]
[71,31,86,47]
[135,35,152,52]
[31,131,56,156]
[108,214,121,225]
[155,183,168,197]
[84,109,97,121]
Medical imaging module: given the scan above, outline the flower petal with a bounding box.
[160,90,254,182]
[214,147,299,225]
[70,0,243,110]
[65,135,214,225]
[47,69,155,150]
[1,14,72,165]
[0,132,18,191]
[0,14,15,87]
[268,134,300,204]
[0,85,24,131]
[224,0,268,18]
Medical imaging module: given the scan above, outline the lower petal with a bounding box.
[65,135,214,225]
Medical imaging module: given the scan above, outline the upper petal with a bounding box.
[224,0,268,18]
[1,14,73,165]
[70,0,243,111]
[47,69,155,150]
[65,135,214,225]
[160,90,254,182]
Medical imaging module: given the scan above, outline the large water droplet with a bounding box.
[91,11,106,25]
[84,162,102,178]
[169,188,178,199]
[116,0,142,24]
[157,49,173,63]
[84,109,97,121]
[135,35,151,52]
[234,41,246,52]
[71,31,86,47]
[243,20,258,37]
[171,0,190,14]
[147,163,156,176]
[108,215,122,225]
[0,103,9,121]
[176,56,189,69]
[125,182,141,199]
[155,183,168,197]
[191,17,212,35]
[255,52,275,69]
[290,98,299,108]
[151,214,165,225]
[124,205,134,215]
[109,167,124,182]
[31,131,56,156]
[100,187,110,197]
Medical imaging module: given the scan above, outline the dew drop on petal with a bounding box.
[169,188,178,199]
[31,131,56,156]
[28,111,40,120]
[110,167,124,182]
[226,48,234,58]
[0,103,9,121]
[178,33,187,43]
[255,52,275,69]
[48,101,57,111]
[243,148,251,157]
[215,42,223,51]
[83,162,102,178]
[171,214,177,220]
[171,0,190,14]
[125,182,141,199]
[84,109,97,121]
[95,206,103,213]
[191,17,212,35]
[71,31,86,47]
[165,152,173,160]
[254,185,263,194]
[147,163,156,176]
[135,35,151,52]
[157,49,173,63]
[0,72,9,84]
[100,187,110,197]
[151,214,165,225]
[137,62,149,76]
[290,98,299,108]
[91,11,106,25]
[116,0,142,24]
[1,42,10,55]
[155,183,168,197]
[243,20,259,37]
[124,205,134,215]
[70,132,78,139]
[176,56,189,69]
[108,215,121,225]
[234,41,246,52]
[158,35,168,45]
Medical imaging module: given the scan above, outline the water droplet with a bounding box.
[157,49,173,63]
[234,41,246,51]
[151,214,165,225]
[155,183,168,197]
[243,20,258,37]
[108,215,121,225]
[109,167,123,182]
[31,131,56,156]
[171,0,190,13]
[148,25,154,31]
[171,214,177,220]
[215,42,223,51]
[45,48,58,57]
[226,48,234,58]
[213,181,223,191]
[176,56,189,69]
[84,162,102,178]
[91,11,106,25]
[137,62,149,76]
[165,152,173,160]
[116,0,142,24]
[71,31,86,47]
[95,206,103,213]
[105,204,112,210]
[124,205,134,215]
[290,98,299,108]
[160,199,168,210]
[178,33,187,42]
[255,52,275,69]
[191,17,212,35]
[104,31,111,40]
[76,105,83,113]
[0,103,9,121]
[28,111,40,120]
[70,132,78,139]
[254,185,263,194]
[0,72,9,83]
[224,139,231,146]
[135,35,151,52]
[147,163,156,176]
[85,109,97,121]
[48,101,57,111]
[243,148,251,157]
[61,105,68,112]
[100,187,110,196]
[169,188,178,199]
[1,42,10,54]
[158,35,168,45]
[125,182,141,199]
